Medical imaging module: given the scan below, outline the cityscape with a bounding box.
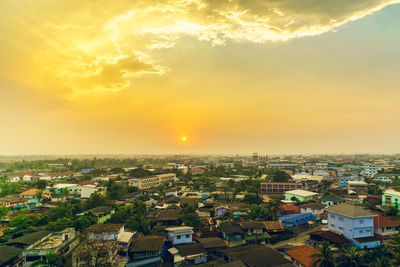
[2,0,400,267]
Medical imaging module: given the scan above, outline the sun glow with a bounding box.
[181,136,188,142]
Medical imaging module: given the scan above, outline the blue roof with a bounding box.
[279,213,316,227]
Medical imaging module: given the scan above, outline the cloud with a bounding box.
[0,0,399,99]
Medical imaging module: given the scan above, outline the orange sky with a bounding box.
[1,0,400,155]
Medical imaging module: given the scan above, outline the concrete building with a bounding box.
[128,173,177,189]
[284,189,318,202]
[166,227,193,245]
[260,182,302,195]
[339,175,363,187]
[382,189,400,212]
[326,203,380,249]
[362,164,378,177]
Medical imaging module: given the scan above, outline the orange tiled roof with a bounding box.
[284,245,319,267]
[18,189,52,196]
[372,211,399,227]
[279,205,301,213]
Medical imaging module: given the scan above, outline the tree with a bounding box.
[35,190,44,204]
[31,252,65,267]
[383,205,398,216]
[243,193,261,205]
[85,193,107,209]
[311,241,335,267]
[128,168,151,178]
[181,204,201,228]
[387,233,400,266]
[269,171,291,183]
[267,198,282,220]
[36,180,47,190]
[336,247,366,267]
[0,204,8,220]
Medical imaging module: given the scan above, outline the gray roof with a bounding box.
[7,230,52,246]
[320,195,343,203]
[325,203,375,218]
[0,245,22,265]
[130,236,165,252]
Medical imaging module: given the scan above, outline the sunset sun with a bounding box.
[181,136,188,142]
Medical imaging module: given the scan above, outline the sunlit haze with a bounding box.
[1,0,400,155]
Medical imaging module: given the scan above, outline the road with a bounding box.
[270,224,325,248]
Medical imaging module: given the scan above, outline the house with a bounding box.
[299,203,325,219]
[382,189,400,212]
[22,228,79,267]
[214,204,229,217]
[372,173,394,183]
[0,245,22,266]
[228,202,250,218]
[320,195,343,206]
[168,243,207,267]
[218,221,246,247]
[239,221,270,244]
[217,245,292,267]
[85,206,115,223]
[69,184,99,199]
[196,237,227,255]
[284,190,318,202]
[348,181,368,195]
[51,183,77,195]
[279,204,301,215]
[372,211,399,243]
[259,182,302,195]
[263,221,285,235]
[39,172,77,180]
[129,173,177,189]
[326,203,380,249]
[128,236,165,267]
[155,210,182,226]
[166,226,194,245]
[17,189,52,207]
[8,172,33,182]
[308,230,349,248]
[339,175,363,187]
[6,230,53,249]
[283,245,319,267]
[279,213,316,227]
[0,196,30,211]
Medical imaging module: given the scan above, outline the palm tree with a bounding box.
[311,241,335,267]
[387,233,400,265]
[336,247,366,267]
[365,247,391,267]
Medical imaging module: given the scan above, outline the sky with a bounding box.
[1,0,400,155]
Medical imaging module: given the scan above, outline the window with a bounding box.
[186,234,190,238]
[339,217,343,221]
[359,220,364,224]
[366,229,371,233]
[331,215,335,219]
[386,227,392,231]
[360,230,364,234]
[330,224,335,228]
[339,226,343,230]
[177,235,181,239]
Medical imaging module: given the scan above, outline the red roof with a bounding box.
[18,189,52,196]
[284,245,319,267]
[372,211,399,227]
[78,180,97,186]
[279,205,301,213]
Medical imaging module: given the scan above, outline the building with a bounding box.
[372,173,395,183]
[219,221,246,247]
[69,184,99,199]
[348,181,368,195]
[284,189,318,202]
[239,221,270,245]
[339,175,363,187]
[168,243,207,267]
[166,227,193,245]
[0,196,30,211]
[299,203,325,219]
[363,164,378,177]
[39,172,77,180]
[85,206,115,223]
[326,203,380,249]
[320,195,343,206]
[269,161,299,170]
[382,189,400,212]
[260,182,302,195]
[279,213,316,227]
[283,245,319,267]
[22,228,78,267]
[372,211,399,243]
[128,236,165,267]
[129,173,177,189]
[51,183,77,194]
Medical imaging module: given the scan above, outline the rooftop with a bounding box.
[285,189,318,197]
[284,245,318,267]
[372,211,399,227]
[325,203,375,218]
[130,236,165,252]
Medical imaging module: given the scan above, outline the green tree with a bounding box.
[0,204,8,220]
[311,241,335,267]
[243,193,261,205]
[181,204,201,228]
[36,180,48,190]
[336,247,366,267]
[383,205,398,216]
[269,171,291,183]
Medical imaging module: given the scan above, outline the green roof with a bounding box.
[0,245,22,265]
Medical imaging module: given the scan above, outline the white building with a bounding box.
[166,227,193,245]
[363,164,378,177]
[69,185,99,199]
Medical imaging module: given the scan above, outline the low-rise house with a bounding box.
[6,230,53,249]
[18,189,52,206]
[219,221,246,247]
[0,196,30,211]
[372,211,399,243]
[214,204,229,217]
[228,203,250,218]
[168,243,207,267]
[217,245,292,267]
[85,206,115,223]
[22,228,79,267]
[284,190,318,202]
[166,227,194,245]
[299,203,325,219]
[326,203,380,249]
[155,210,182,226]
[382,189,400,212]
[39,172,77,180]
[279,204,301,215]
[51,183,77,195]
[372,173,395,183]
[127,236,165,267]
[320,195,343,206]
[8,173,33,182]
[196,237,227,255]
[69,184,99,199]
[263,221,285,235]
[279,213,316,227]
[308,230,349,248]
[348,181,368,195]
[282,245,319,267]
[240,221,270,245]
[0,245,22,266]
[339,175,363,187]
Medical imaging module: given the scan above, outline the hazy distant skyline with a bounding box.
[1,0,400,155]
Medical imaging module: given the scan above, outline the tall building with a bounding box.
[252,152,259,162]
